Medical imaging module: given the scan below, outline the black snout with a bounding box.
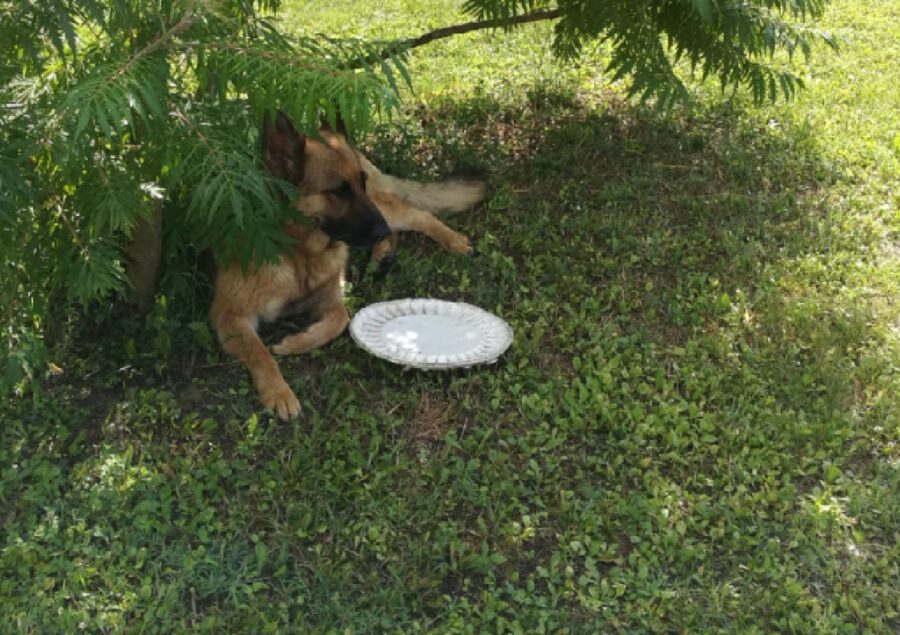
[356,214,391,248]
[321,208,391,248]
[369,217,391,243]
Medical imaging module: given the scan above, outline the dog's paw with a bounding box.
[260,382,301,421]
[270,342,291,355]
[271,334,313,355]
[372,254,397,280]
[445,233,472,254]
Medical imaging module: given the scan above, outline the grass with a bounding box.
[2,0,899,632]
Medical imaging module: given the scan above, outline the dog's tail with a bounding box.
[356,152,484,214]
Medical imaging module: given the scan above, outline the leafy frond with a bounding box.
[75,157,155,235]
[463,0,553,23]
[195,38,402,137]
[0,143,31,227]
[0,0,104,75]
[65,238,127,305]
[165,105,297,265]
[61,51,170,146]
[465,0,835,106]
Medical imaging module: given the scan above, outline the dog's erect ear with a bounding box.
[262,110,306,182]
[319,113,348,139]
[276,110,297,135]
[263,111,301,147]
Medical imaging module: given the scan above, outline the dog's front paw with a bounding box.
[443,231,472,254]
[260,382,301,421]
[271,333,314,355]
[372,254,397,280]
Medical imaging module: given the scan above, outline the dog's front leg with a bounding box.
[214,314,301,421]
[374,193,471,254]
[271,303,349,356]
[370,234,399,279]
[370,233,399,267]
[402,210,471,254]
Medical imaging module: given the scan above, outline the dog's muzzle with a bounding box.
[322,213,391,248]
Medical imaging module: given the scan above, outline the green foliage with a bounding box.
[0,0,409,394]
[464,0,837,108]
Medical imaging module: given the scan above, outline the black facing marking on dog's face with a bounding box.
[319,210,391,249]
[316,168,389,247]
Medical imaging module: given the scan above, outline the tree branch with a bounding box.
[343,9,562,69]
[406,9,562,50]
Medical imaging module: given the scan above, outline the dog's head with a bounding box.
[261,111,390,248]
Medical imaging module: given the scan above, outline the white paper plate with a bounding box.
[349,299,513,369]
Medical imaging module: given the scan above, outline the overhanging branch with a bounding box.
[405,8,562,50]
[343,8,562,70]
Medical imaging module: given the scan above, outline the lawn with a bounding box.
[2,0,898,632]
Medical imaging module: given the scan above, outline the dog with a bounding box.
[210,111,484,419]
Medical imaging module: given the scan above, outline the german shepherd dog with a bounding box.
[210,112,483,419]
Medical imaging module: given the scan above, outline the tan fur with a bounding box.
[355,152,485,213]
[211,224,349,420]
[354,152,484,262]
[211,112,485,420]
[369,231,399,263]
[371,191,473,253]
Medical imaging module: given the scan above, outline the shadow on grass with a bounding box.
[384,85,896,434]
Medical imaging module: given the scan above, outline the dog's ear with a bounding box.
[262,110,306,182]
[275,110,297,135]
[262,110,301,149]
[319,113,348,139]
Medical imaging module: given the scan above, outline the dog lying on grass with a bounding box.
[211,111,484,419]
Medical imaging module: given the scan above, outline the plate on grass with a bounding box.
[349,299,513,369]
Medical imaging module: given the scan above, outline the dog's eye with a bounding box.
[328,181,353,199]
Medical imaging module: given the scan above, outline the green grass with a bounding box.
[2,0,899,632]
